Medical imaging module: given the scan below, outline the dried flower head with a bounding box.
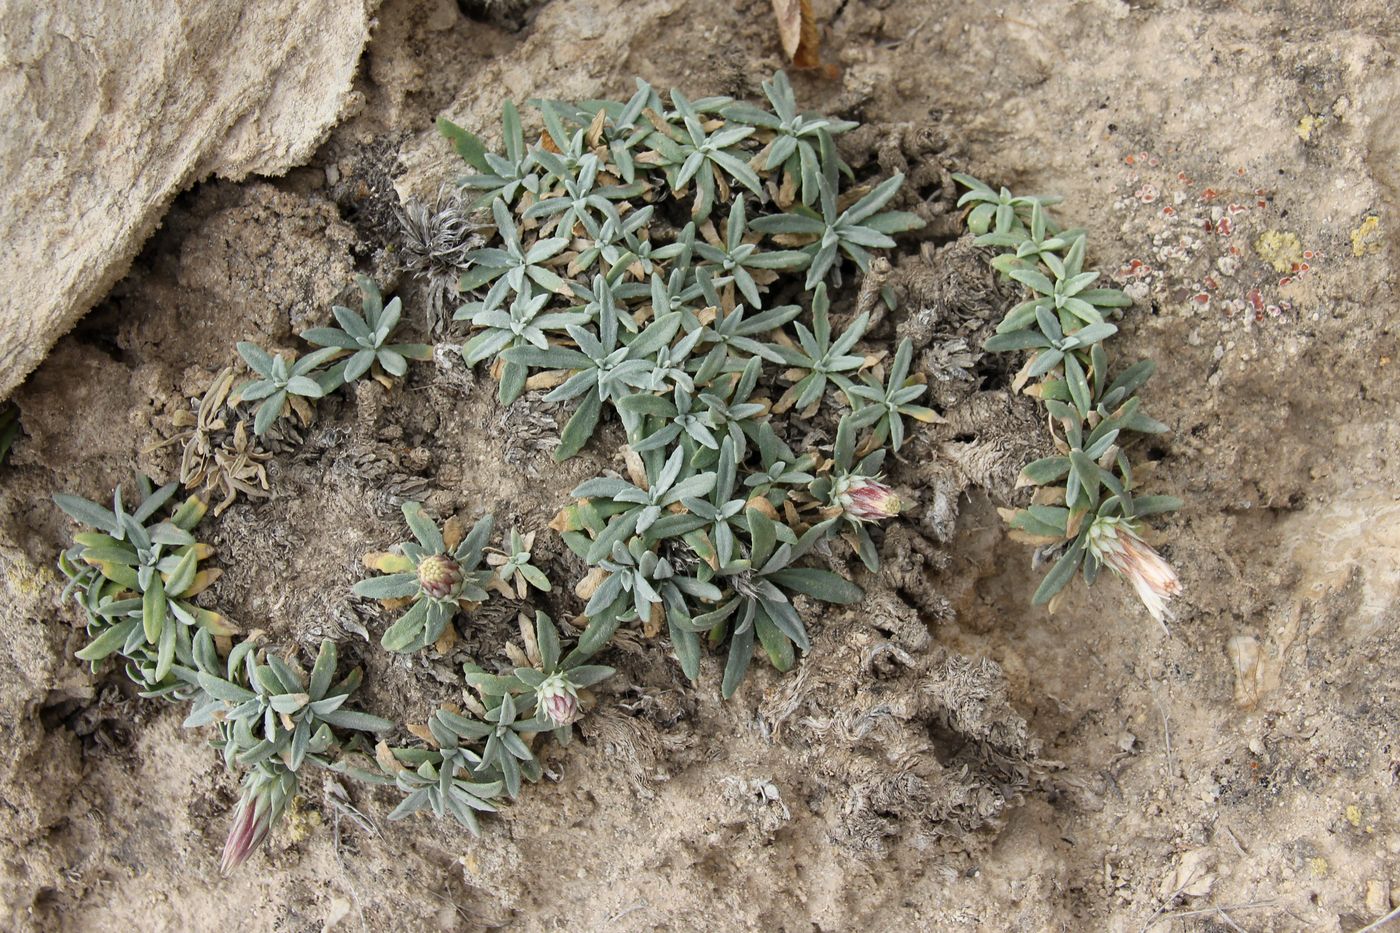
[1086,515,1181,630]
[396,187,485,330]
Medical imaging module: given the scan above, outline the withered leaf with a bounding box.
[770,0,824,70]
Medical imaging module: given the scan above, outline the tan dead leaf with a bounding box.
[643,603,663,639]
[714,171,731,204]
[623,446,648,487]
[505,641,530,669]
[746,496,779,519]
[642,107,672,136]
[406,722,438,748]
[376,740,406,773]
[586,108,607,147]
[1031,486,1067,506]
[1007,530,1064,547]
[288,393,314,426]
[433,625,457,655]
[443,516,466,551]
[575,566,608,601]
[525,369,569,391]
[775,169,797,209]
[771,231,815,248]
[183,568,221,597]
[1011,355,1037,394]
[520,613,541,668]
[460,691,489,719]
[770,0,823,69]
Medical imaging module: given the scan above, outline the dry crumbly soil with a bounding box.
[1,1,1398,931]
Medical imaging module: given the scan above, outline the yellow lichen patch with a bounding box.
[1296,113,1319,141]
[1307,856,1329,878]
[282,795,323,844]
[1345,804,1362,827]
[5,558,56,602]
[1254,230,1304,273]
[1351,215,1382,257]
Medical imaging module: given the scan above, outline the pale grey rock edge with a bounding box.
[0,0,380,400]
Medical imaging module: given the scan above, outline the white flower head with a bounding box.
[1087,515,1181,631]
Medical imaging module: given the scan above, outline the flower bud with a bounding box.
[536,672,580,727]
[417,554,463,600]
[836,476,902,523]
[221,769,291,875]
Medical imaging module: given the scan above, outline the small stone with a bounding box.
[322,898,352,932]
[1365,879,1390,915]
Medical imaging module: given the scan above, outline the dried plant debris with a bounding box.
[165,369,274,516]
[158,274,435,514]
[764,620,1040,858]
[396,188,485,331]
[48,74,1183,874]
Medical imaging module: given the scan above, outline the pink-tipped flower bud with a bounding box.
[1086,516,1182,631]
[221,771,290,875]
[417,554,463,600]
[836,475,902,523]
[536,672,580,727]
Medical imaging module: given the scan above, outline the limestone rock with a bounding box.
[0,0,379,399]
